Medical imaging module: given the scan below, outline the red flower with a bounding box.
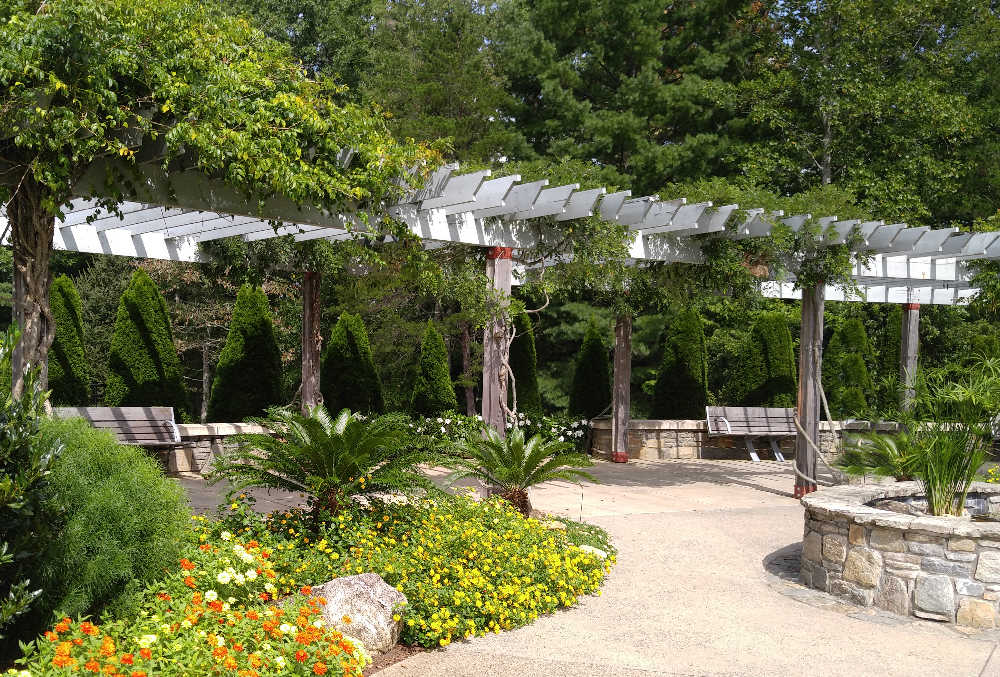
[157,592,172,601]
[208,601,223,612]
[139,648,152,660]
[295,650,308,663]
[121,653,134,665]
[300,586,312,596]
[259,593,269,601]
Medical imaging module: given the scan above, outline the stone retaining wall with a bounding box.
[159,423,268,475]
[800,482,1000,628]
[589,419,844,461]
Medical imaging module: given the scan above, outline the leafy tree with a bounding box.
[724,311,797,407]
[0,0,433,396]
[568,323,611,418]
[651,308,708,419]
[410,321,458,416]
[47,275,89,405]
[207,285,282,422]
[321,312,384,415]
[74,256,135,404]
[104,269,187,414]
[509,312,542,415]
[824,317,874,418]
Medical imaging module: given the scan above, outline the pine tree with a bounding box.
[48,275,90,405]
[321,312,384,414]
[568,323,611,419]
[824,317,874,418]
[104,269,187,414]
[410,321,457,416]
[875,305,903,409]
[207,285,283,422]
[509,312,542,415]
[724,312,797,407]
[651,308,708,419]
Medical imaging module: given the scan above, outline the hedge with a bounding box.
[651,308,708,418]
[568,322,611,419]
[725,311,797,407]
[321,312,384,414]
[207,285,283,422]
[48,275,90,405]
[104,269,187,414]
[410,320,457,416]
[509,312,542,415]
[824,317,873,418]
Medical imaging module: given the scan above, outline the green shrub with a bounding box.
[724,311,797,407]
[410,321,457,416]
[509,312,542,415]
[104,269,187,414]
[207,285,282,422]
[34,417,190,622]
[651,308,708,418]
[321,312,384,414]
[567,323,611,418]
[48,275,90,405]
[824,317,873,418]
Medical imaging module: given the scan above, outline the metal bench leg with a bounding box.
[769,438,786,462]
[745,438,761,463]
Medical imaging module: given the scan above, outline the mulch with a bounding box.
[365,644,425,675]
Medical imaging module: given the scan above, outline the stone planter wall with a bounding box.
[800,482,1000,629]
[589,419,844,461]
[159,423,268,475]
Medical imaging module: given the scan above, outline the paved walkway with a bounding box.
[376,459,998,677]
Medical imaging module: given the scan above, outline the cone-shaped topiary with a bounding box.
[509,312,542,415]
[568,322,611,419]
[410,320,457,416]
[651,308,708,419]
[48,275,90,405]
[724,311,797,407]
[321,312,384,414]
[824,317,874,418]
[104,269,187,414]
[207,285,283,422]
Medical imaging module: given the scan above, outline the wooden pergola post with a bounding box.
[795,283,825,498]
[900,302,920,409]
[482,247,513,435]
[301,271,322,413]
[611,314,632,463]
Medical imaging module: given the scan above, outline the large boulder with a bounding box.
[314,573,407,656]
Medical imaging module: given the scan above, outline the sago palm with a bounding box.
[209,406,434,521]
[448,427,596,516]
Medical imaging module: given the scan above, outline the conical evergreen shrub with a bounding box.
[824,317,873,418]
[48,275,90,404]
[568,323,611,419]
[509,312,542,415]
[410,321,457,416]
[651,308,708,419]
[207,285,283,422]
[724,311,797,407]
[321,312,384,414]
[104,269,187,414]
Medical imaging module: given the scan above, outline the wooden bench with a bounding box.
[54,406,181,447]
[705,406,796,462]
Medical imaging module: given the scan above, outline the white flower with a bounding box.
[220,531,232,541]
[506,422,513,429]
[138,634,158,648]
[265,582,276,593]
[274,657,286,668]
[436,417,443,423]
[216,636,225,647]
[204,590,218,602]
[558,436,565,441]
[216,571,233,585]
[234,574,246,585]
[475,415,482,420]
[245,569,258,581]
[278,623,295,634]
[312,619,325,628]
[440,426,446,433]
[227,597,236,604]
[444,418,451,424]
[222,602,231,611]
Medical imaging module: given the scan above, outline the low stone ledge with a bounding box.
[160,423,269,475]
[800,481,1000,628]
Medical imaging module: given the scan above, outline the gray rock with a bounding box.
[978,551,1000,583]
[874,499,923,516]
[831,579,875,607]
[579,545,608,559]
[876,575,910,616]
[907,541,945,557]
[914,575,955,618]
[921,556,974,577]
[313,573,407,657]
[870,528,904,552]
[956,579,985,597]
[844,547,883,588]
[823,534,849,563]
[803,531,823,563]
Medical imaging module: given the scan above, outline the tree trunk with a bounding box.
[9,178,56,398]
[461,322,476,416]
[301,271,322,413]
[795,283,825,498]
[499,488,532,517]
[201,341,211,423]
[611,314,632,463]
[821,108,833,186]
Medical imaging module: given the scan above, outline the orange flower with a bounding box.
[180,558,196,571]
[121,654,134,665]
[313,661,328,675]
[212,646,228,660]
[85,659,100,672]
[102,664,116,675]
[247,540,259,548]
[246,610,259,621]
[45,631,59,641]
[341,615,352,625]
[157,592,172,601]
[55,641,73,656]
[300,586,312,596]
[295,650,308,663]
[260,551,270,559]
[249,655,263,668]
[224,656,238,670]
[184,576,196,589]
[52,654,76,669]
[233,643,244,652]
[80,621,99,636]
[192,592,203,605]
[131,672,147,677]
[100,636,116,657]
[74,638,84,646]
[55,618,71,632]
[139,648,152,660]
[199,544,212,551]
[259,593,269,601]
[208,600,223,612]
[317,597,327,606]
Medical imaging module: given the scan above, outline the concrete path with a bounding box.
[378,459,998,677]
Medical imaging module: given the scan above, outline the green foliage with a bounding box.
[567,323,611,419]
[410,321,458,416]
[724,311,797,407]
[47,275,89,405]
[652,308,708,419]
[104,269,187,414]
[509,313,542,415]
[33,417,190,622]
[74,256,135,404]
[321,312,384,415]
[510,411,592,454]
[209,406,437,521]
[449,427,595,515]
[208,285,282,422]
[824,317,874,418]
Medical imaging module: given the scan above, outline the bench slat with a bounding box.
[53,406,180,446]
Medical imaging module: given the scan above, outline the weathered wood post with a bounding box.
[900,302,920,410]
[301,271,322,413]
[482,247,513,435]
[795,283,825,498]
[611,313,632,463]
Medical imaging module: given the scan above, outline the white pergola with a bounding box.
[4,160,996,495]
